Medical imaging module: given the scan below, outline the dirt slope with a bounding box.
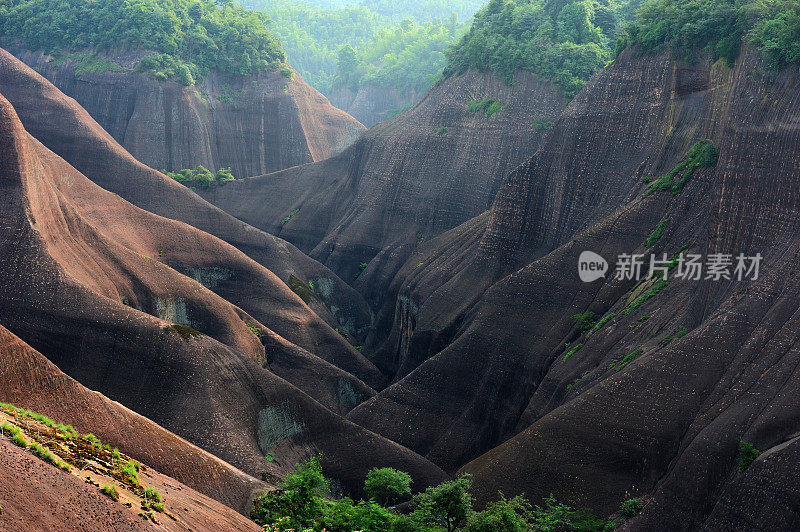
[0,87,448,500]
[14,48,364,178]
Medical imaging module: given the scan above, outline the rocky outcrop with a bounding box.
[199,70,566,308]
[0,83,448,499]
[345,46,800,531]
[329,83,423,127]
[13,48,364,178]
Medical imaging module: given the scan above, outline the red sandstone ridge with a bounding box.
[12,48,365,177]
[198,70,566,310]
[0,47,374,342]
[0,87,448,500]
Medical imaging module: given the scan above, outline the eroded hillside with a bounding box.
[199,69,566,308]
[0,76,448,503]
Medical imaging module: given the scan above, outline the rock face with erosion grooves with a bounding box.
[0,87,448,499]
[0,47,374,342]
[14,48,365,177]
[346,46,800,530]
[199,70,566,308]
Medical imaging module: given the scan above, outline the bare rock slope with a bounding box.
[345,46,800,530]
[0,47,373,342]
[200,70,566,308]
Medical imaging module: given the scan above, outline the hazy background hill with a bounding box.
[241,0,485,124]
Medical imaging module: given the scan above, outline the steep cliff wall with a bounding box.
[346,46,800,530]
[200,70,566,308]
[14,48,364,178]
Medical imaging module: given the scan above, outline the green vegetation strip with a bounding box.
[644,141,718,197]
[0,403,167,514]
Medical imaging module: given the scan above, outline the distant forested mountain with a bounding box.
[242,0,481,99]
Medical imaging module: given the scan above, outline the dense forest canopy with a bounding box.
[0,0,285,84]
[620,0,800,70]
[443,0,642,97]
[243,0,478,95]
[443,0,799,99]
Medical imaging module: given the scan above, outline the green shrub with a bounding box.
[101,484,120,502]
[625,280,669,315]
[145,487,162,503]
[319,498,397,532]
[464,493,531,532]
[411,474,473,532]
[467,98,502,118]
[738,439,760,472]
[2,422,28,448]
[530,494,605,531]
[280,66,294,80]
[165,165,235,189]
[610,349,644,372]
[284,208,300,223]
[620,497,642,518]
[214,167,236,185]
[251,455,330,529]
[591,312,616,333]
[364,467,412,506]
[31,442,70,471]
[120,459,141,487]
[661,326,688,345]
[246,322,264,339]
[573,311,597,333]
[436,126,448,135]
